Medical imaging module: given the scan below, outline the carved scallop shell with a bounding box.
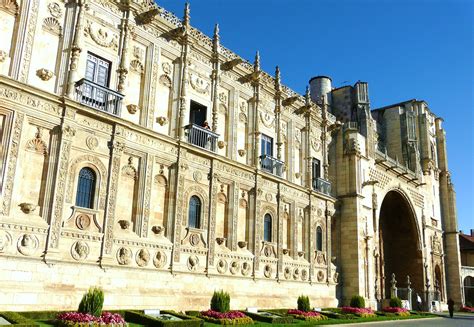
[42,17,62,36]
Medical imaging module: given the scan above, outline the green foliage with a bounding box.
[0,312,38,326]
[389,297,402,308]
[297,295,311,312]
[210,290,230,313]
[78,287,104,317]
[350,295,366,308]
[244,311,294,324]
[124,311,201,327]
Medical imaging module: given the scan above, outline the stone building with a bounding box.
[460,231,474,305]
[0,0,463,311]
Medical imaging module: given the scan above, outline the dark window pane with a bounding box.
[75,167,96,209]
[264,214,272,242]
[316,226,323,251]
[188,196,201,229]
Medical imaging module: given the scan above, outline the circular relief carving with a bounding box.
[301,269,308,281]
[136,248,150,267]
[76,214,91,230]
[86,136,99,150]
[153,251,167,268]
[217,259,227,274]
[317,209,323,217]
[284,267,291,279]
[187,255,199,271]
[71,241,89,261]
[162,62,172,75]
[0,230,12,253]
[265,193,273,202]
[48,2,63,18]
[17,234,39,256]
[193,171,202,182]
[263,265,272,278]
[264,245,273,257]
[116,247,132,265]
[241,261,251,276]
[229,261,240,275]
[317,270,325,282]
[189,233,200,247]
[293,268,300,280]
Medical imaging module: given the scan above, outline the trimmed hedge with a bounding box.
[350,295,365,308]
[198,315,253,325]
[297,295,311,312]
[0,312,38,326]
[245,311,293,324]
[389,297,402,308]
[124,310,202,327]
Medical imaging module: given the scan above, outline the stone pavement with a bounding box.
[334,313,474,327]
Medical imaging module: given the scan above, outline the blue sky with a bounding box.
[158,0,473,233]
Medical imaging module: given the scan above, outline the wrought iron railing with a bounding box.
[75,78,124,116]
[184,124,219,152]
[313,177,331,196]
[260,154,284,177]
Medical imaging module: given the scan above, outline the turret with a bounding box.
[309,76,332,104]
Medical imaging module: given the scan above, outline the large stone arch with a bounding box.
[378,188,424,299]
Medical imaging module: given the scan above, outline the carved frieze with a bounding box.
[0,86,62,116]
[84,20,119,50]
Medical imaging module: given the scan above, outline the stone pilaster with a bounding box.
[207,164,219,268]
[117,8,131,94]
[146,45,160,128]
[177,4,190,141]
[210,24,220,132]
[229,181,240,251]
[66,0,87,98]
[171,148,188,264]
[140,154,153,238]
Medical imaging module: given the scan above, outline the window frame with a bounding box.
[316,225,323,251]
[188,195,202,229]
[75,167,97,209]
[263,213,272,242]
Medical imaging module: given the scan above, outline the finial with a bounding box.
[305,86,311,106]
[183,2,190,28]
[212,23,220,52]
[254,51,260,72]
[275,66,281,90]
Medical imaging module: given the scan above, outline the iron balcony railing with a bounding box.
[260,154,284,177]
[184,124,219,152]
[313,177,331,196]
[75,78,124,116]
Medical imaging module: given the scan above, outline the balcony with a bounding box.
[260,154,284,177]
[313,177,331,196]
[75,78,124,116]
[184,124,219,152]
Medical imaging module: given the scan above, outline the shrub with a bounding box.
[297,295,311,312]
[210,290,230,313]
[389,297,402,308]
[78,287,104,317]
[350,295,365,308]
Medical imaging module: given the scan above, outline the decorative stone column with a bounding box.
[304,87,312,188]
[390,273,398,298]
[210,24,220,132]
[274,66,282,160]
[177,3,191,141]
[117,7,131,94]
[206,166,219,269]
[66,0,88,98]
[252,52,261,167]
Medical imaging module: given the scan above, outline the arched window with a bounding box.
[75,167,96,209]
[264,214,272,242]
[316,226,323,251]
[188,195,201,228]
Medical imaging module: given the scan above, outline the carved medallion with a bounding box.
[217,259,227,274]
[84,21,119,50]
[259,111,275,128]
[0,230,12,253]
[116,247,132,265]
[301,269,308,281]
[317,270,325,282]
[265,193,273,202]
[76,214,91,230]
[136,248,150,267]
[189,73,210,94]
[47,2,63,18]
[153,251,167,268]
[187,255,199,271]
[263,265,272,278]
[85,136,99,151]
[284,267,291,279]
[162,62,172,75]
[189,233,200,247]
[71,241,89,261]
[17,234,39,256]
[241,261,251,276]
[193,171,202,183]
[264,245,273,258]
[293,268,300,280]
[229,261,240,275]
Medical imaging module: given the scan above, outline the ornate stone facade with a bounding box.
[0,0,462,311]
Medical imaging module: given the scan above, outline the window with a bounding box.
[75,167,97,209]
[189,101,207,126]
[312,158,321,180]
[261,134,273,157]
[264,214,272,242]
[83,53,111,104]
[316,226,323,251]
[188,195,201,228]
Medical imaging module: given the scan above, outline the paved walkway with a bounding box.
[334,313,474,327]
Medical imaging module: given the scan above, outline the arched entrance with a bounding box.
[379,190,424,299]
[434,265,444,301]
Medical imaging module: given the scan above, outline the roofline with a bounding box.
[372,99,418,112]
[309,76,332,83]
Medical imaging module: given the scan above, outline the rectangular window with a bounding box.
[189,101,207,126]
[261,134,273,157]
[312,158,321,180]
[86,53,110,86]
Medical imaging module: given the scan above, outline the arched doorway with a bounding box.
[434,265,443,301]
[464,276,474,306]
[379,190,424,299]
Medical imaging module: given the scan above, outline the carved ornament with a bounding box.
[84,21,119,50]
[126,104,139,114]
[230,261,240,275]
[85,136,99,151]
[0,50,7,62]
[217,259,227,274]
[36,68,54,81]
[117,247,132,265]
[156,116,168,126]
[42,17,62,36]
[136,248,150,267]
[26,127,48,155]
[47,2,62,18]
[17,234,39,256]
[71,241,89,261]
[189,73,210,94]
[0,230,12,253]
[19,202,37,214]
[153,250,167,268]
